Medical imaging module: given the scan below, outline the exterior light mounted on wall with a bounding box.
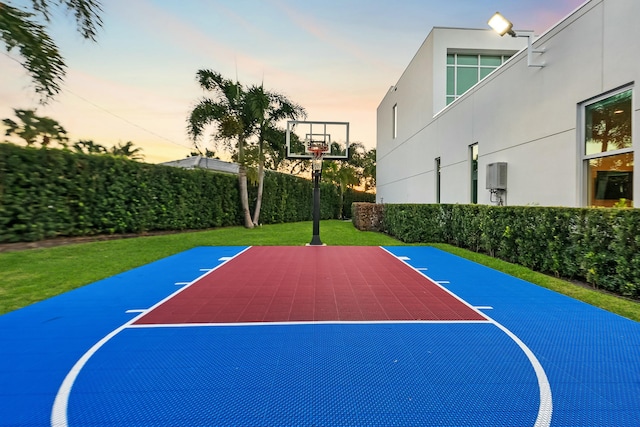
[488,12,545,68]
[488,12,516,37]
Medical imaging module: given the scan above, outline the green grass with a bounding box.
[0,221,401,314]
[1,220,638,322]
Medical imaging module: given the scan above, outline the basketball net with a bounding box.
[311,148,324,172]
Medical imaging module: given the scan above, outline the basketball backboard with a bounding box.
[286,121,349,160]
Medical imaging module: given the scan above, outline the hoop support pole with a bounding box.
[309,152,323,246]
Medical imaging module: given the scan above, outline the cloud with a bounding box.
[268,0,398,76]
[106,0,323,90]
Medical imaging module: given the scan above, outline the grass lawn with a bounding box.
[0,221,400,314]
[0,220,638,321]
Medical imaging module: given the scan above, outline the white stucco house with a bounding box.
[376,0,637,208]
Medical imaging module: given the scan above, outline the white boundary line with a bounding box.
[51,246,551,427]
[128,319,488,328]
[379,246,552,427]
[50,246,252,427]
[491,319,553,427]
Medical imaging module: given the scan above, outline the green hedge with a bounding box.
[0,144,241,241]
[249,173,344,224]
[0,143,374,242]
[384,204,640,298]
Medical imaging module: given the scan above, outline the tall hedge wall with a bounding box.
[383,204,640,299]
[0,143,374,243]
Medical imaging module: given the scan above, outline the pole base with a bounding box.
[308,235,324,246]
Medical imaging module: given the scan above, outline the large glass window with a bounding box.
[587,153,633,206]
[446,53,511,105]
[583,89,633,207]
[585,90,632,155]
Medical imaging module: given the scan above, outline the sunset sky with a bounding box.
[1,0,585,163]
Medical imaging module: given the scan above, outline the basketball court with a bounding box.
[1,245,639,426]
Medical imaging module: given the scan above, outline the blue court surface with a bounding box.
[0,246,639,427]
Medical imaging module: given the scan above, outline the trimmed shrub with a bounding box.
[383,203,640,299]
[0,143,373,242]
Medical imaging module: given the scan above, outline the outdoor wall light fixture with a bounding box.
[488,12,515,36]
[488,12,545,68]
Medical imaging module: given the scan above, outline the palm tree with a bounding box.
[320,142,376,216]
[349,143,376,191]
[111,141,144,161]
[362,148,376,191]
[245,84,305,225]
[73,139,107,154]
[0,0,102,103]
[187,70,254,228]
[322,160,361,218]
[2,108,68,147]
[2,110,39,145]
[36,115,69,147]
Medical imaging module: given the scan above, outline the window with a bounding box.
[435,157,441,203]
[446,53,511,105]
[470,143,478,203]
[392,104,398,139]
[582,88,633,207]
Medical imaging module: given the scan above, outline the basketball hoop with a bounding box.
[285,120,349,160]
[309,147,325,158]
[308,140,327,172]
[283,121,349,246]
[311,151,322,172]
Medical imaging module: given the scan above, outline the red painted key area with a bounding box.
[134,246,485,324]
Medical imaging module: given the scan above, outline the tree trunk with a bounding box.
[252,160,265,226]
[238,166,254,228]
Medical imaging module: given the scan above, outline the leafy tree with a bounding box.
[73,139,143,160]
[73,139,107,154]
[322,160,360,218]
[262,126,287,170]
[2,108,68,147]
[34,115,69,147]
[362,148,376,191]
[263,126,309,175]
[110,140,144,161]
[189,148,218,159]
[350,143,376,191]
[0,0,102,103]
[2,109,38,145]
[321,142,376,216]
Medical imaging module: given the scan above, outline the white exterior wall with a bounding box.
[376,27,523,204]
[376,0,639,207]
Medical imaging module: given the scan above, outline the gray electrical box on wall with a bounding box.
[486,162,507,190]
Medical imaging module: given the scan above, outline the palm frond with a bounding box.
[0,3,66,102]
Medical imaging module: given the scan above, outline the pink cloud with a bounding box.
[269,0,397,76]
